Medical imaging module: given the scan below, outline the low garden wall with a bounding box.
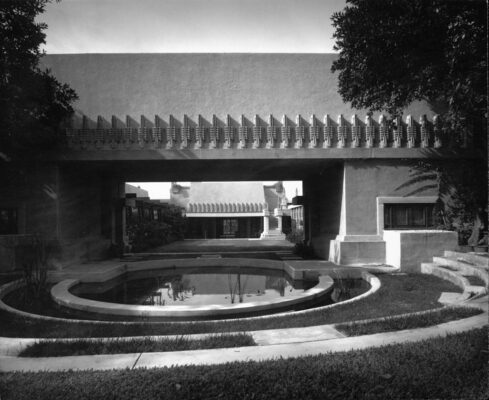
[384,230,458,272]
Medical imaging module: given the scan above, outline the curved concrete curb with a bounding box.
[0,310,486,372]
[0,276,486,372]
[421,263,488,300]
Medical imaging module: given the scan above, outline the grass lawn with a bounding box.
[0,273,464,338]
[463,275,487,286]
[1,327,487,400]
[336,306,482,336]
[19,333,255,357]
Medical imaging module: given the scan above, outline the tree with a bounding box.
[331,0,488,244]
[0,0,77,162]
[331,0,486,136]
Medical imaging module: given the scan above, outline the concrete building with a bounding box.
[1,53,477,272]
[124,184,149,199]
[170,181,288,239]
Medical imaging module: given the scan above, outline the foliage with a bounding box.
[286,227,304,244]
[287,228,316,258]
[19,333,255,357]
[126,220,173,252]
[331,0,488,241]
[0,0,77,162]
[18,236,59,307]
[397,159,487,244]
[331,0,487,138]
[126,205,187,252]
[1,328,487,400]
[0,274,462,338]
[336,306,481,336]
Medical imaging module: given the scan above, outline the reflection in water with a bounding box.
[74,270,310,307]
[228,274,249,303]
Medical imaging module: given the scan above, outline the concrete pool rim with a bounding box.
[0,258,380,323]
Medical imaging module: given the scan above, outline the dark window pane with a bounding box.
[393,206,409,226]
[0,208,18,234]
[411,206,425,226]
[384,203,435,230]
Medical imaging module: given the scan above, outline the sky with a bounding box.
[40,0,345,54]
[127,181,302,201]
[41,0,346,199]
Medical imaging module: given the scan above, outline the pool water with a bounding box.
[72,269,317,307]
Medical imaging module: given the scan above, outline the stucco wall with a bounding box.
[41,53,431,122]
[384,230,458,272]
[339,160,438,236]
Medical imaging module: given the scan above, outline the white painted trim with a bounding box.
[187,213,262,218]
[376,196,438,235]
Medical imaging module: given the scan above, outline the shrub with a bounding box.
[286,228,304,244]
[127,220,173,252]
[126,204,187,252]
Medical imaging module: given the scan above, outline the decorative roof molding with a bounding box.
[66,113,464,150]
[187,202,265,214]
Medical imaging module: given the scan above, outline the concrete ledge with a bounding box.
[443,251,489,269]
[384,230,458,272]
[432,256,489,287]
[329,239,386,265]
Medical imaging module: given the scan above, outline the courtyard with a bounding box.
[0,238,488,398]
[1,0,487,398]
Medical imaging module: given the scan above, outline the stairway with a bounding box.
[275,250,303,261]
[260,229,286,240]
[420,250,489,303]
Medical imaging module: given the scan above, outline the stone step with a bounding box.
[434,256,489,275]
[443,251,489,268]
[421,262,488,299]
[260,236,287,241]
[432,257,489,288]
[260,230,286,240]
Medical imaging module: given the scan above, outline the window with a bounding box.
[384,204,434,229]
[223,219,238,236]
[0,208,18,234]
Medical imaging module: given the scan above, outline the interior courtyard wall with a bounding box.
[340,160,439,236]
[330,160,439,265]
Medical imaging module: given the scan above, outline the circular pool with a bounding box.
[0,258,377,322]
[52,266,335,320]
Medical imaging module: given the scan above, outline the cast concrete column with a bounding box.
[274,208,283,233]
[262,210,270,235]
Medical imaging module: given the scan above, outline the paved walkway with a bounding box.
[145,238,294,253]
[0,296,486,372]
